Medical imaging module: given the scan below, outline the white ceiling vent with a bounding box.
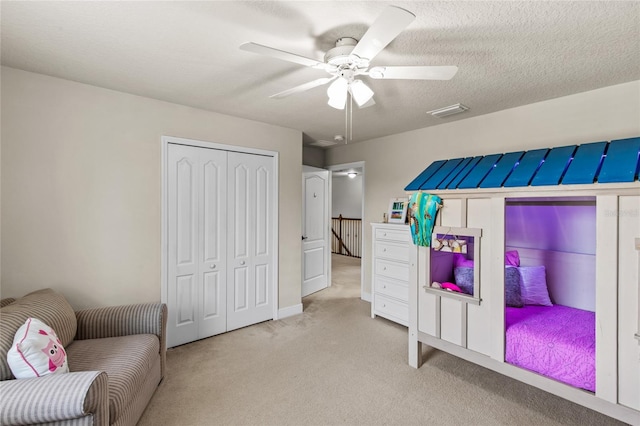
[426,103,469,118]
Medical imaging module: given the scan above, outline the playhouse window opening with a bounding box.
[427,226,482,304]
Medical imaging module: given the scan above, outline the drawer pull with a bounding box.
[383,285,387,289]
[383,248,387,252]
[383,233,387,236]
[383,267,387,270]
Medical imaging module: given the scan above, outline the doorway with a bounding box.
[327,161,365,300]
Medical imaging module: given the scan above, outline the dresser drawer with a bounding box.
[374,276,408,302]
[374,226,411,243]
[375,259,409,282]
[374,294,408,324]
[374,240,409,263]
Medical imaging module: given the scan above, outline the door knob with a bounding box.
[240,260,245,265]
[302,236,308,240]
[210,264,216,269]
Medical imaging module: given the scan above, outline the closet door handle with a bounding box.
[240,260,246,266]
[210,264,216,269]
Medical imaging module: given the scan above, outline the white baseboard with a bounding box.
[361,292,372,303]
[277,303,303,319]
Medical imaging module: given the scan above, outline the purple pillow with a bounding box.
[453,253,474,267]
[517,266,553,306]
[505,266,523,307]
[505,250,520,267]
[453,267,474,295]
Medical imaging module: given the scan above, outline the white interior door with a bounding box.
[302,170,330,297]
[167,143,227,347]
[227,151,274,331]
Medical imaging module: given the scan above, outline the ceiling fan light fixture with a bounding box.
[426,103,469,118]
[349,80,374,107]
[327,78,348,109]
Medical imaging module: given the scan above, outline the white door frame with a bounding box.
[161,135,280,322]
[326,161,366,301]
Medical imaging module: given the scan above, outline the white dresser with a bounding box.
[371,223,412,326]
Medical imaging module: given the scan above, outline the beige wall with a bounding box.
[302,145,325,168]
[325,80,640,298]
[1,67,303,310]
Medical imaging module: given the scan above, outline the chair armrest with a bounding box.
[0,297,16,308]
[75,303,167,377]
[0,371,108,426]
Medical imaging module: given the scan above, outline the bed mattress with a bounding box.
[505,304,595,392]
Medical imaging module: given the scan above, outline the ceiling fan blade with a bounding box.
[240,42,326,69]
[269,77,336,99]
[350,6,415,62]
[368,66,458,80]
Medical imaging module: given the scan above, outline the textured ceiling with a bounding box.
[2,1,639,146]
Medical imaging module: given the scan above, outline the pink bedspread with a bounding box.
[505,305,595,392]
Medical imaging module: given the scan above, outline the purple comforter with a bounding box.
[505,305,595,392]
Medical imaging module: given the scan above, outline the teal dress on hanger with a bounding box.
[408,192,442,247]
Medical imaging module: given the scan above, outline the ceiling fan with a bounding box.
[240,5,458,110]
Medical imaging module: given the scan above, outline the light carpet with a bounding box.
[138,254,622,426]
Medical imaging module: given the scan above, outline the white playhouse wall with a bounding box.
[408,185,640,424]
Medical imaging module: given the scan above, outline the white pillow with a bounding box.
[7,318,69,379]
[517,266,553,306]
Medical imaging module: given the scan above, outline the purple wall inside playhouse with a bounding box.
[505,199,597,310]
[505,200,597,255]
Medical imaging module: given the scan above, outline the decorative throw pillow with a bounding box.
[441,282,463,293]
[505,250,520,267]
[453,267,475,295]
[518,266,553,306]
[505,267,524,307]
[453,253,474,268]
[7,318,69,379]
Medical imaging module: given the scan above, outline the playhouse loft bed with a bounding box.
[404,137,640,424]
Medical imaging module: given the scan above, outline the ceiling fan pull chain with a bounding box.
[349,93,353,143]
[344,96,348,144]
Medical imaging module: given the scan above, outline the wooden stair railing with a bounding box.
[331,215,361,258]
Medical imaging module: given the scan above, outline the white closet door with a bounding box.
[227,152,274,331]
[198,149,228,338]
[167,144,227,347]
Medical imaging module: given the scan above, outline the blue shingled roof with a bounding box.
[404,137,640,191]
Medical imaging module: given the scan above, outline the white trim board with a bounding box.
[278,303,303,319]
